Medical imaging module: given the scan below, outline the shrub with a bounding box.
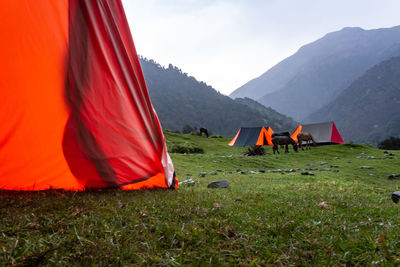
[344,142,364,148]
[244,145,265,156]
[378,136,400,150]
[170,143,204,154]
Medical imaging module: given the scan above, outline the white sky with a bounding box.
[122,0,400,95]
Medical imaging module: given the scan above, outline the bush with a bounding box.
[344,142,364,148]
[210,135,223,138]
[170,143,204,154]
[244,145,265,156]
[378,136,400,150]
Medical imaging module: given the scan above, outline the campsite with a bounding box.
[2,132,400,265]
[1,0,400,266]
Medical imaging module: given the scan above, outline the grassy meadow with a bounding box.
[1,132,400,266]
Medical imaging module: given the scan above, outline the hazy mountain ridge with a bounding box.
[140,58,297,137]
[230,26,400,121]
[306,55,400,143]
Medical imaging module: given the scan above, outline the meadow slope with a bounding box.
[1,132,400,265]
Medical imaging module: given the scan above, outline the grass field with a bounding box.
[1,132,400,266]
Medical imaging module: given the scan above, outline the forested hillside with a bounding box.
[140,58,297,137]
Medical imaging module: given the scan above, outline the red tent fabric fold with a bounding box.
[0,0,177,190]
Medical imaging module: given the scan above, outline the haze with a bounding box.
[122,0,400,95]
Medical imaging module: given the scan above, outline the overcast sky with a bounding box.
[122,0,400,95]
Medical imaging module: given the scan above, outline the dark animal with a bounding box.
[297,132,316,150]
[199,128,209,138]
[272,136,298,154]
[271,132,290,137]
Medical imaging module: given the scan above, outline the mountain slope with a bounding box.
[230,26,400,121]
[306,56,400,143]
[140,58,297,137]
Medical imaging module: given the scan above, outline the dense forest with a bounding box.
[140,58,297,137]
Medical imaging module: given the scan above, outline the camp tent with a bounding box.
[0,0,177,191]
[291,122,345,144]
[229,127,273,146]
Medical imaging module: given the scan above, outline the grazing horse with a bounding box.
[271,132,290,138]
[199,128,209,138]
[272,136,298,154]
[297,132,316,150]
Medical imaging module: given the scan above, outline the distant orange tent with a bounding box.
[229,127,273,146]
[0,1,177,190]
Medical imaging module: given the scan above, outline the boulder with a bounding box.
[207,180,230,189]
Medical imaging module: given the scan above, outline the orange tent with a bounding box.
[0,1,177,190]
[229,127,273,146]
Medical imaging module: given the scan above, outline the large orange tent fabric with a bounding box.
[0,0,177,190]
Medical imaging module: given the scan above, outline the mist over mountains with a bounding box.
[306,56,400,143]
[140,58,296,137]
[230,26,400,122]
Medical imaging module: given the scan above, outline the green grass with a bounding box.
[1,132,400,266]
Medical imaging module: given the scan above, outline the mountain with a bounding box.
[306,56,400,144]
[230,26,400,121]
[140,58,297,137]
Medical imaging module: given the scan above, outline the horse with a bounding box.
[297,132,316,150]
[199,128,209,138]
[272,135,298,154]
[271,132,290,138]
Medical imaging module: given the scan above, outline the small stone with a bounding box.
[367,156,376,159]
[289,169,296,172]
[388,174,400,180]
[369,173,375,176]
[307,163,313,166]
[330,165,339,168]
[209,171,217,175]
[384,151,389,154]
[320,168,331,171]
[320,162,327,165]
[226,171,233,174]
[248,171,256,174]
[301,171,314,176]
[309,168,318,170]
[361,152,366,155]
[179,179,196,186]
[268,169,282,173]
[332,170,340,173]
[236,169,241,172]
[392,191,400,203]
[240,171,246,175]
[282,169,289,172]
[207,180,230,188]
[360,166,374,169]
[259,168,265,173]
[199,172,207,177]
